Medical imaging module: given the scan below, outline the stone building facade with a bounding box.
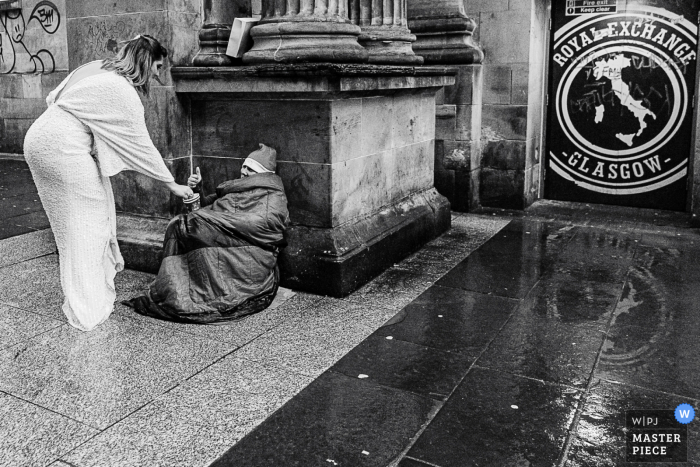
[2,0,700,292]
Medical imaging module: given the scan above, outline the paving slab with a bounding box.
[373,285,518,353]
[0,228,56,268]
[0,304,62,351]
[0,317,235,429]
[210,371,439,467]
[0,392,98,467]
[330,334,478,401]
[62,356,313,467]
[406,367,581,467]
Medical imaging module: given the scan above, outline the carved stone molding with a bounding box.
[407,0,483,64]
[243,0,369,64]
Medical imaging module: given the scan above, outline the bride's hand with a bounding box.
[165,181,194,199]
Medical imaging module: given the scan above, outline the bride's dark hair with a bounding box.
[101,34,168,96]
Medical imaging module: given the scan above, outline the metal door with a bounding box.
[544,0,699,211]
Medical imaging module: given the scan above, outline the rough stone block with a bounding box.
[455,104,481,141]
[0,76,24,99]
[444,64,482,106]
[361,96,394,156]
[391,140,435,201]
[442,140,473,171]
[167,0,200,15]
[332,151,391,225]
[167,11,201,67]
[435,87,445,105]
[483,66,512,105]
[434,139,476,212]
[67,13,169,69]
[511,62,530,105]
[526,135,541,170]
[67,0,167,18]
[524,163,541,207]
[41,72,70,98]
[465,0,508,12]
[480,10,531,65]
[113,166,173,218]
[278,188,450,296]
[0,119,34,153]
[436,113,456,141]
[468,167,481,211]
[142,86,191,160]
[482,139,526,171]
[21,76,43,99]
[0,98,46,120]
[392,91,434,148]
[508,0,532,12]
[278,161,333,228]
[480,167,525,209]
[330,98,363,163]
[191,98,334,164]
[434,167,456,205]
[482,104,528,141]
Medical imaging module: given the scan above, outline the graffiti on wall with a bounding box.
[0,0,60,73]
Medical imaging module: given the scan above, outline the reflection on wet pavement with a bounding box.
[214,203,700,467]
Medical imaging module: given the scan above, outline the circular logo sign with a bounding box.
[549,8,698,195]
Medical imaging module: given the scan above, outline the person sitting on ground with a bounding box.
[125,144,289,324]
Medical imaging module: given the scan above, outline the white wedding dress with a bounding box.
[23,65,175,331]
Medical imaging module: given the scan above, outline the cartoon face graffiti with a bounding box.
[0,0,60,74]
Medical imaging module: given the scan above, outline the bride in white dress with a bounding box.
[23,34,193,331]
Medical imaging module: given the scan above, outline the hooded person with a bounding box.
[125,144,290,324]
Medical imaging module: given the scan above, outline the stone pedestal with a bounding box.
[118,64,455,297]
[193,0,248,66]
[243,0,368,64]
[407,0,483,64]
[348,0,423,65]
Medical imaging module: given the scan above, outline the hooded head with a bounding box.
[241,144,277,178]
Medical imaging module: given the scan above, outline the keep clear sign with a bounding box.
[566,0,618,16]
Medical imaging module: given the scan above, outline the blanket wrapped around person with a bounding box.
[125,145,289,324]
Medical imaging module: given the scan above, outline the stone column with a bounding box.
[407,0,482,64]
[193,0,246,66]
[348,0,423,65]
[242,0,369,64]
[408,0,484,212]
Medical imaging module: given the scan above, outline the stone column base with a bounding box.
[193,24,236,66]
[359,27,424,65]
[117,189,449,297]
[412,32,484,64]
[242,23,369,64]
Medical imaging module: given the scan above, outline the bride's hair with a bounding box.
[101,34,168,96]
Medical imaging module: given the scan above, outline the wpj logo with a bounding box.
[626,409,690,462]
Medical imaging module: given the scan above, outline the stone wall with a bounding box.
[187,90,436,229]
[0,0,68,154]
[66,0,202,218]
[464,0,549,209]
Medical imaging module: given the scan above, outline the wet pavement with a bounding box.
[207,208,700,467]
[1,158,700,466]
[0,158,49,240]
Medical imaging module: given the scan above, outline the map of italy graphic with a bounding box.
[592,54,656,146]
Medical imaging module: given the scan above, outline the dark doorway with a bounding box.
[544,0,699,211]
